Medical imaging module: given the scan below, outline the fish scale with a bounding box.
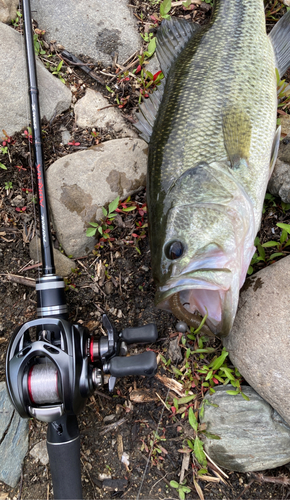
[135,0,290,335]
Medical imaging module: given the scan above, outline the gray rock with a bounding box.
[280,114,290,137]
[30,0,141,66]
[74,89,137,139]
[0,22,71,136]
[0,382,29,488]
[223,256,290,426]
[46,138,147,258]
[0,0,18,23]
[200,386,290,472]
[30,440,49,466]
[29,235,76,277]
[168,337,183,363]
[145,55,161,77]
[268,158,290,203]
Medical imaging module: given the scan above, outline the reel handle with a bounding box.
[121,324,158,344]
[105,351,157,378]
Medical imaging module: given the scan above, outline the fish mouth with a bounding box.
[156,271,236,337]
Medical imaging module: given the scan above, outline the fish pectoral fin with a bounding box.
[156,18,201,77]
[269,10,290,78]
[269,125,281,180]
[222,106,252,170]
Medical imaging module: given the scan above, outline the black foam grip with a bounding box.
[121,324,158,344]
[47,436,82,500]
[109,351,157,377]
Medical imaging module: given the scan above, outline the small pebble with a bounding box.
[175,321,188,333]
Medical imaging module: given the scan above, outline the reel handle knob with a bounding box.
[121,324,158,345]
[105,351,157,378]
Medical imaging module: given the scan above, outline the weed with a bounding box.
[170,480,191,500]
[33,30,46,56]
[160,0,171,19]
[1,145,8,155]
[51,60,65,84]
[4,181,12,191]
[86,196,119,239]
[0,163,7,170]
[248,222,290,274]
[11,10,22,27]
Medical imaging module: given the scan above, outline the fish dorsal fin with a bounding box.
[134,18,200,143]
[156,18,201,77]
[269,125,281,179]
[269,10,290,78]
[222,107,252,170]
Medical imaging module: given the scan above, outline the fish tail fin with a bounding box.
[269,9,290,78]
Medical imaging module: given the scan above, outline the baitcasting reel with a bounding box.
[6,312,158,423]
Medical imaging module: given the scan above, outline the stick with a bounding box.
[7,274,36,287]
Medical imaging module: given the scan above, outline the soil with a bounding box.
[1,1,290,499]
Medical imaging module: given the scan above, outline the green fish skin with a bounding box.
[135,0,290,336]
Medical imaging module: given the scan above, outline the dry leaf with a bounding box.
[180,451,190,483]
[130,389,158,403]
[117,434,123,461]
[194,479,204,500]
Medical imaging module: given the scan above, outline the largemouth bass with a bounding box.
[135,1,290,336]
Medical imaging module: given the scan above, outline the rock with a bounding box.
[0,382,29,488]
[200,386,290,472]
[30,0,141,66]
[29,235,76,277]
[11,195,25,208]
[74,89,137,139]
[144,55,161,77]
[223,256,290,426]
[46,138,148,258]
[168,337,183,363]
[30,440,49,466]
[280,114,290,137]
[59,125,71,145]
[268,158,290,203]
[0,23,71,136]
[0,0,18,23]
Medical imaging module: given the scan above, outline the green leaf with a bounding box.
[108,196,119,214]
[194,436,207,467]
[209,349,228,370]
[277,222,290,234]
[198,468,208,476]
[188,407,198,431]
[183,487,191,493]
[144,37,156,58]
[179,490,185,500]
[170,480,179,489]
[102,206,108,217]
[98,226,103,235]
[241,391,250,401]
[106,85,113,93]
[280,229,288,244]
[89,222,99,227]
[187,439,195,451]
[173,398,179,411]
[226,390,239,395]
[0,163,7,170]
[262,241,279,248]
[205,370,213,381]
[199,403,204,419]
[122,206,136,212]
[86,227,97,237]
[247,265,253,275]
[257,243,265,261]
[203,432,221,440]
[219,367,235,381]
[160,0,171,16]
[177,395,196,405]
[268,252,284,260]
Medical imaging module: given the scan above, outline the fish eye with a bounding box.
[165,241,184,260]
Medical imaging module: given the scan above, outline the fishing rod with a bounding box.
[5,1,158,498]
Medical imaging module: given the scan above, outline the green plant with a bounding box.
[170,480,191,500]
[4,181,12,191]
[1,145,8,154]
[248,222,290,274]
[86,196,119,238]
[33,31,45,56]
[0,163,7,170]
[52,60,65,84]
[276,68,290,110]
[11,10,22,27]
[160,0,171,19]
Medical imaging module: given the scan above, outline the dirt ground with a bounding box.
[1,1,290,499]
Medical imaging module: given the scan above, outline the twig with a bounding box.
[204,451,229,479]
[17,466,24,500]
[155,392,170,411]
[99,417,127,436]
[6,274,36,287]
